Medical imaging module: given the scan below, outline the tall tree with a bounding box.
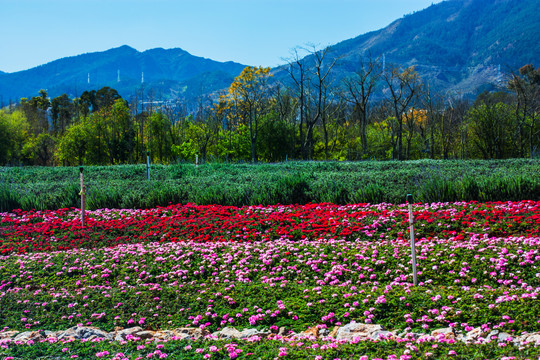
[304,46,338,160]
[227,66,272,163]
[343,56,382,157]
[384,66,422,160]
[287,48,308,159]
[51,94,74,134]
[508,64,540,158]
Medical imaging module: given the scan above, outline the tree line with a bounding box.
[0,51,538,166]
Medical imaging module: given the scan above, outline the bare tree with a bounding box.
[384,65,422,160]
[286,48,308,159]
[342,56,382,157]
[508,64,540,158]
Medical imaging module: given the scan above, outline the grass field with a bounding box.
[0,159,538,211]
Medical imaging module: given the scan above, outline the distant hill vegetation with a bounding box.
[0,0,538,102]
[273,0,540,95]
[0,46,247,102]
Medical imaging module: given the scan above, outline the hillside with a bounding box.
[0,0,538,101]
[273,0,540,95]
[0,45,246,101]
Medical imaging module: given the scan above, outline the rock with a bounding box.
[238,328,270,339]
[43,330,62,338]
[13,331,44,343]
[328,326,340,338]
[213,327,242,339]
[524,333,540,344]
[136,330,156,340]
[498,332,512,342]
[277,327,287,337]
[113,326,144,341]
[0,331,19,339]
[59,326,112,341]
[370,330,394,340]
[397,332,424,340]
[170,327,209,340]
[464,327,483,342]
[486,330,499,342]
[212,327,268,340]
[335,323,383,341]
[298,326,320,339]
[431,327,454,340]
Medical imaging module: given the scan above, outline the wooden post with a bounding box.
[407,194,418,286]
[146,151,150,180]
[80,167,85,227]
[196,151,199,167]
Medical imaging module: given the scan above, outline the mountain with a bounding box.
[273,0,540,96]
[0,0,538,102]
[0,45,247,102]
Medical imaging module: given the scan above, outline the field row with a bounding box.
[1,159,538,211]
[1,201,539,359]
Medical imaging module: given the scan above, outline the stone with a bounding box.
[43,330,62,338]
[335,323,384,341]
[370,330,394,340]
[238,328,270,339]
[327,326,340,338]
[464,327,483,342]
[298,326,319,339]
[113,326,144,341]
[487,330,499,341]
[524,333,540,344]
[59,326,112,341]
[498,332,512,342]
[213,327,242,339]
[431,327,454,340]
[0,331,19,339]
[13,331,44,343]
[212,327,268,340]
[136,330,156,340]
[170,327,209,340]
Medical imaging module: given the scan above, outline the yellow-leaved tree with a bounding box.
[227,66,272,163]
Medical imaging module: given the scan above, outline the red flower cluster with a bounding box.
[0,201,538,255]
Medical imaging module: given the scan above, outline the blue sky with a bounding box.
[0,0,443,73]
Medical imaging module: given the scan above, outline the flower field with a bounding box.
[1,201,540,359]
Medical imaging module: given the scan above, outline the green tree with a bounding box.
[147,112,172,163]
[0,109,29,164]
[20,89,50,135]
[55,121,89,165]
[51,94,74,134]
[468,102,515,159]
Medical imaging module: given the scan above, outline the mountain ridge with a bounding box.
[0,45,247,102]
[0,0,538,102]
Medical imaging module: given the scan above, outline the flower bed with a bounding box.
[1,201,540,359]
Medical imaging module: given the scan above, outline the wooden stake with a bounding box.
[80,167,85,227]
[407,194,418,286]
[146,151,151,180]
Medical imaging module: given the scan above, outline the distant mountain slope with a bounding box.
[274,0,540,95]
[0,0,538,102]
[0,45,247,101]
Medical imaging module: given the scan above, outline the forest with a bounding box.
[0,57,538,166]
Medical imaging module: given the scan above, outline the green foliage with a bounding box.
[0,159,538,211]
